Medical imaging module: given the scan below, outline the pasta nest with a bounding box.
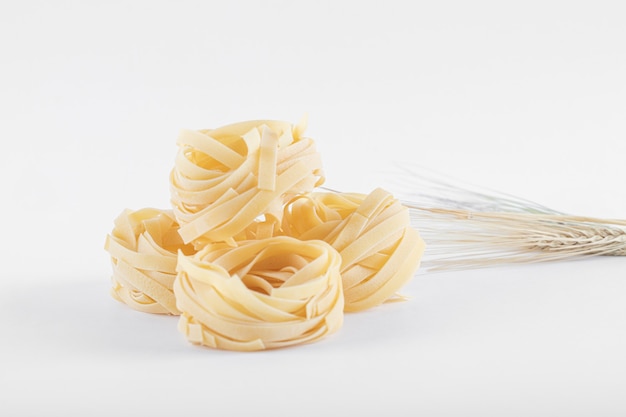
[174,236,344,351]
[282,188,426,312]
[104,208,194,315]
[170,119,324,247]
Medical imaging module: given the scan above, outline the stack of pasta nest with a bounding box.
[105,118,425,351]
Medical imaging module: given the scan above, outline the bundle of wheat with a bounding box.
[387,167,626,271]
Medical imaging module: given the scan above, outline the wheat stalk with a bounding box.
[388,167,626,271]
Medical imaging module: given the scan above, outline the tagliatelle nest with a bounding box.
[174,237,344,351]
[282,188,425,312]
[170,119,324,247]
[104,208,194,315]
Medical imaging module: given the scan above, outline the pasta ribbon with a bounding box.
[282,188,426,312]
[174,236,344,351]
[104,208,195,315]
[170,118,324,246]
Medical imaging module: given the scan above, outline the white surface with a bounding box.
[1,1,625,416]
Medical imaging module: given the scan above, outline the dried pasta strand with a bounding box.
[257,125,279,191]
[174,236,344,351]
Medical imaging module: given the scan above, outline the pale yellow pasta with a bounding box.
[170,118,324,247]
[105,116,430,351]
[282,188,426,312]
[174,236,344,351]
[104,208,195,315]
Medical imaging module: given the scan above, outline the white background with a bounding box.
[1,1,625,416]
